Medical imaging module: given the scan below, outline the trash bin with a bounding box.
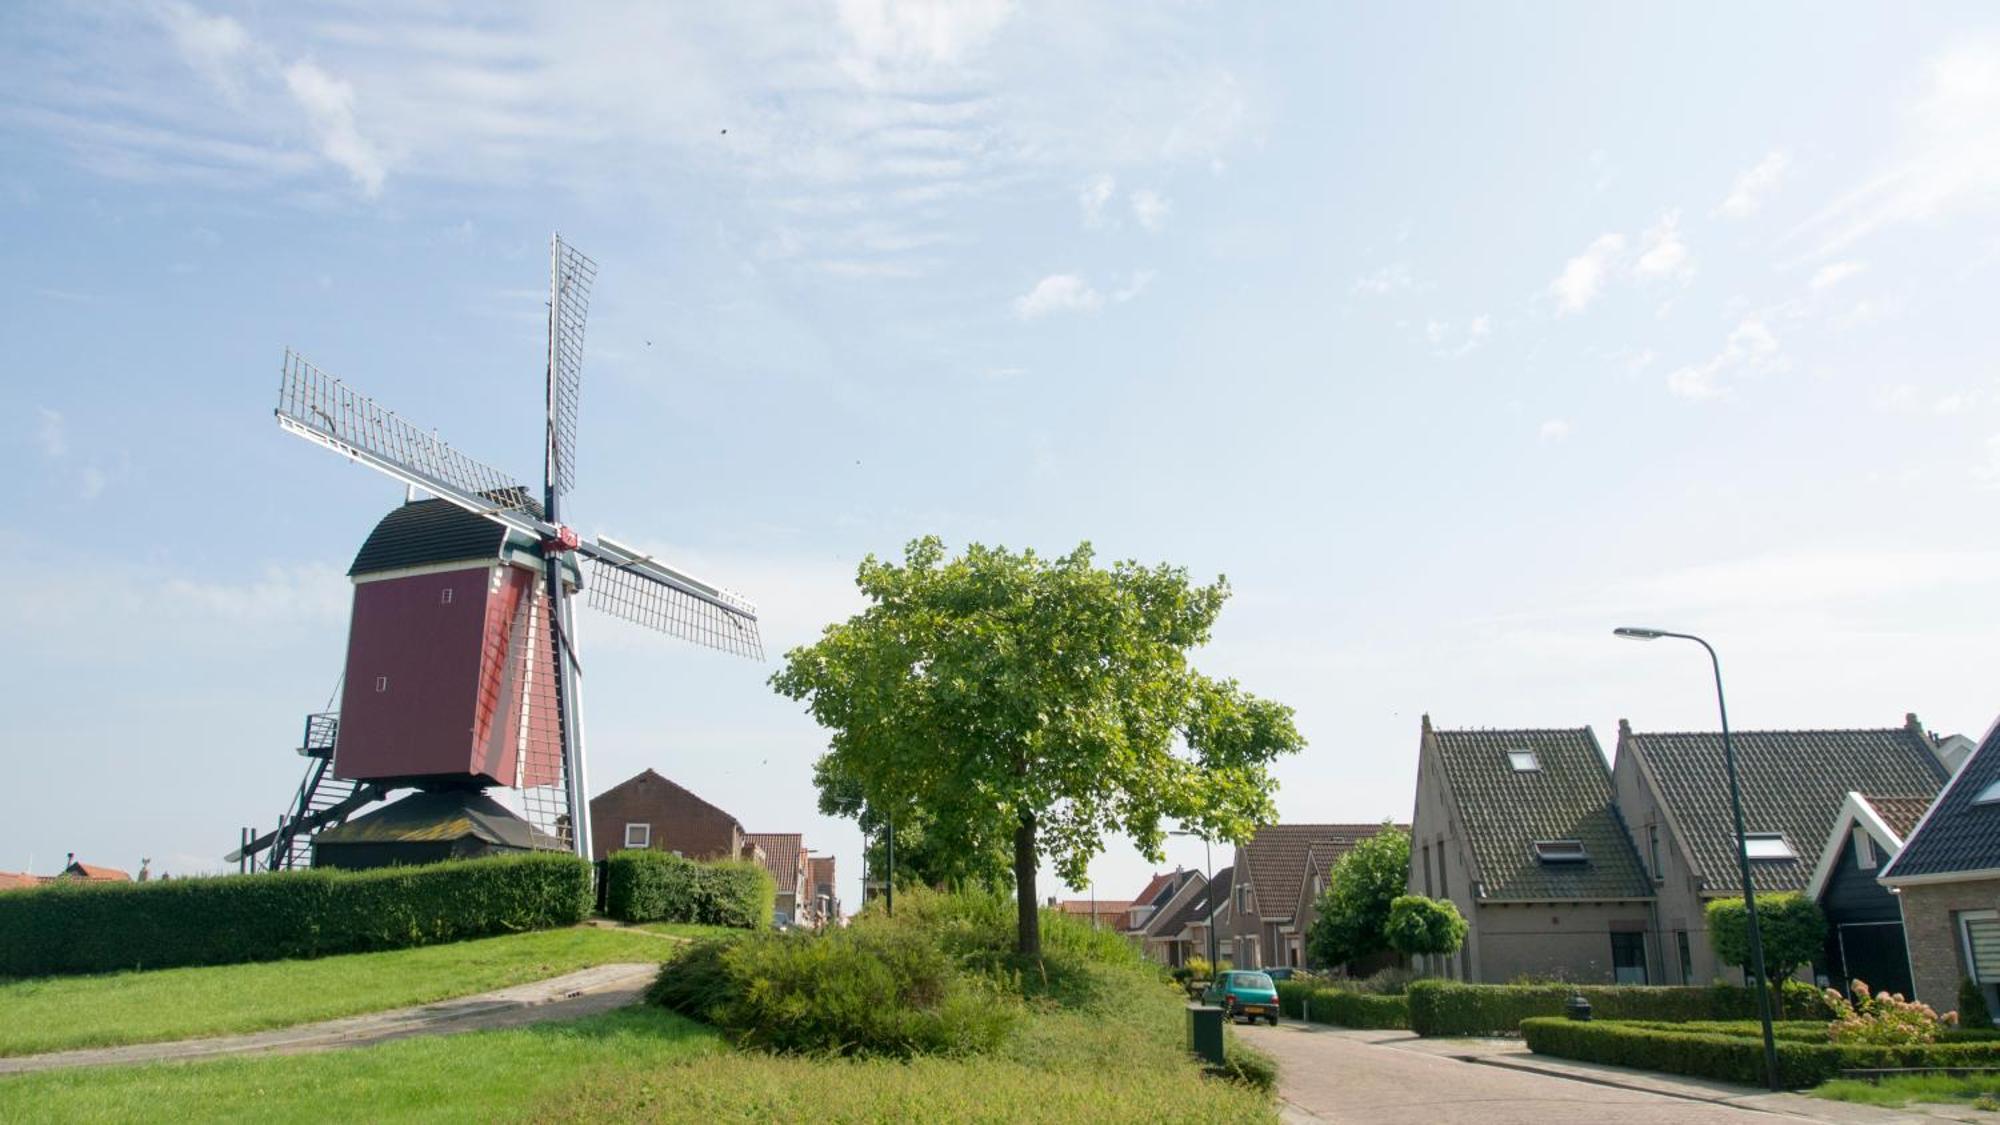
[1187,1003,1226,1065]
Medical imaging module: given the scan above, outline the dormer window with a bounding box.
[1739,833,1795,861]
[1508,750,1540,772]
[1533,839,1588,864]
[1976,779,2000,806]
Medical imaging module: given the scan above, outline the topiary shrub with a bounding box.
[0,852,593,978]
[1522,1017,2000,1089]
[1275,980,1410,1028]
[1960,977,1994,1029]
[1406,979,1833,1037]
[603,850,774,928]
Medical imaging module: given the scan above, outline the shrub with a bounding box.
[1706,893,1826,1016]
[602,851,774,929]
[1405,979,1832,1037]
[1522,1017,2000,1089]
[1384,895,1467,960]
[1961,977,1994,1029]
[1825,978,1951,1045]
[0,852,593,978]
[1306,826,1410,968]
[1215,1041,1279,1091]
[1276,981,1410,1028]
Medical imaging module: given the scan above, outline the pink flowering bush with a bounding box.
[1823,978,1956,1045]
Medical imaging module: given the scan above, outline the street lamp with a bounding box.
[1615,626,1781,1091]
[1169,830,1219,969]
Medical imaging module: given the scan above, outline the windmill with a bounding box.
[231,235,761,870]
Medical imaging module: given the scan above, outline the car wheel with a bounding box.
[1267,1014,1279,1027]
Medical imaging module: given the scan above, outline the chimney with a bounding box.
[66,852,75,868]
[1046,895,1057,907]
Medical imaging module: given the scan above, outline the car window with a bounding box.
[1236,972,1274,990]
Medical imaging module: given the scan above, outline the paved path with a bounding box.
[0,962,659,1075]
[1237,1023,1943,1125]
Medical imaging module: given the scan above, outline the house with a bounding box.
[0,871,43,890]
[1122,869,1192,939]
[588,769,751,863]
[1410,720,1654,983]
[746,832,809,927]
[1231,823,1402,971]
[57,854,131,881]
[1139,869,1209,966]
[807,855,840,928]
[1880,718,2000,1015]
[1612,714,1948,986]
[1057,898,1133,931]
[1805,792,1932,997]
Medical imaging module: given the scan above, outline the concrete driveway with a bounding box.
[1235,1022,1938,1124]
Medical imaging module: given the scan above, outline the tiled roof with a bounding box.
[1431,725,1651,901]
[1624,719,1947,896]
[1128,871,1181,909]
[1058,899,1133,917]
[1157,866,1233,937]
[0,871,42,890]
[1884,721,2000,881]
[746,833,806,890]
[593,770,744,829]
[349,499,512,577]
[60,862,132,882]
[1240,824,1397,922]
[1860,795,1933,841]
[1141,871,1207,938]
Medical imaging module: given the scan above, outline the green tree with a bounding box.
[771,537,1305,957]
[1707,892,1826,1016]
[1383,895,1467,968]
[1305,826,1411,969]
[814,755,1012,892]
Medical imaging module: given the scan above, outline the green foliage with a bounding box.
[771,536,1306,955]
[1961,977,1995,1028]
[0,852,592,978]
[1274,980,1411,1028]
[1213,1040,1279,1091]
[1706,892,1827,1004]
[1383,895,1467,958]
[1522,1017,2000,1089]
[1305,826,1410,968]
[1404,979,1834,1037]
[1825,977,1950,1044]
[602,850,775,929]
[815,757,1012,891]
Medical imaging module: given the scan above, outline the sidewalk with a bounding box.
[0,961,659,1075]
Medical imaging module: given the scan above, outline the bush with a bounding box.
[1825,978,1950,1045]
[603,851,775,929]
[1384,895,1467,960]
[1522,1017,2000,1089]
[1405,979,1832,1037]
[1961,977,1994,1029]
[0,852,593,978]
[1276,981,1410,1028]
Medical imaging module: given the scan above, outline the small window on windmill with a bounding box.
[1533,839,1588,864]
[440,587,454,605]
[1508,750,1540,772]
[374,675,388,693]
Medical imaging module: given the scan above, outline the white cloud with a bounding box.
[282,61,386,196]
[1549,233,1625,315]
[1539,419,1571,442]
[835,0,1013,70]
[1079,173,1115,226]
[1426,313,1491,358]
[35,408,67,459]
[1130,188,1171,232]
[155,0,254,99]
[1110,269,1155,303]
[1810,261,1864,290]
[1719,150,1790,218]
[1796,42,2000,254]
[1351,264,1413,296]
[1634,210,1693,281]
[1666,316,1783,401]
[1013,273,1101,319]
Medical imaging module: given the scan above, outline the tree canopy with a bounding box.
[1305,826,1411,969]
[771,537,1305,956]
[1707,892,1826,1015]
[1383,895,1467,961]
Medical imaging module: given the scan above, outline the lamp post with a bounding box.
[1615,626,1781,1091]
[1170,830,1218,969]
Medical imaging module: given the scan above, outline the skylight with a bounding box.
[1740,833,1796,861]
[1976,779,2000,806]
[1508,750,1540,772]
[1533,839,1588,864]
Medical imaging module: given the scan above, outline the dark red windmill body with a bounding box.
[232,235,762,871]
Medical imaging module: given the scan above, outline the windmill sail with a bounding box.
[545,235,595,499]
[580,538,764,659]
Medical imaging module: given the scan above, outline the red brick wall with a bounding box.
[1900,878,2000,1009]
[589,773,744,863]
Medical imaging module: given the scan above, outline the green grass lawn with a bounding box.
[0,926,678,1057]
[630,921,740,942]
[1811,1073,2000,1110]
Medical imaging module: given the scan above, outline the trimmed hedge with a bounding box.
[602,850,775,929]
[0,852,593,978]
[1406,979,1833,1037]
[1276,981,1410,1029]
[1521,1017,2000,1089]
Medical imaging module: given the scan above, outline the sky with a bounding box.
[4,2,2000,914]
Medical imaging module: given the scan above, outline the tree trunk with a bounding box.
[1014,809,1040,958]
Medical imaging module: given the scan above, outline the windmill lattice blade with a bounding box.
[277,350,539,520]
[584,556,764,660]
[547,236,596,498]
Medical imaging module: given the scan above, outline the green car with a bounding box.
[1203,970,1280,1025]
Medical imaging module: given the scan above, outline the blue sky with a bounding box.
[5,2,2000,911]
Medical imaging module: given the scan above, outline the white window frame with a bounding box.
[1852,827,1876,870]
[1533,839,1589,864]
[624,822,651,849]
[1740,833,1796,861]
[439,587,454,605]
[1961,909,2000,984]
[1507,750,1540,772]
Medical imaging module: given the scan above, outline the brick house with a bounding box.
[1881,719,2000,1016]
[1122,870,1196,947]
[1230,823,1399,970]
[1611,715,1947,986]
[746,832,809,927]
[58,855,130,881]
[1058,898,1133,931]
[588,769,750,863]
[807,855,840,928]
[1141,868,1223,967]
[1803,792,1932,997]
[1409,720,1655,983]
